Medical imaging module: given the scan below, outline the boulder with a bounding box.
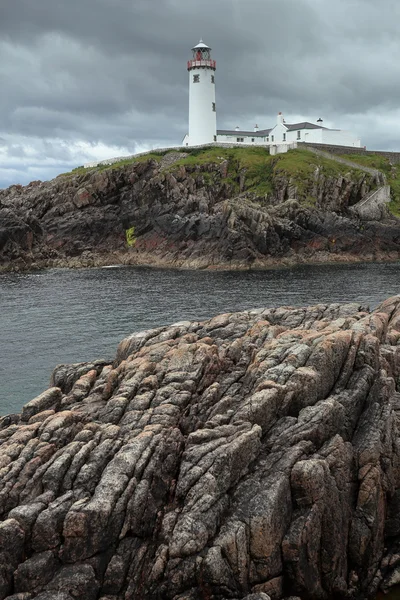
[1,297,400,598]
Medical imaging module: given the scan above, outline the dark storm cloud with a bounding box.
[1,0,400,186]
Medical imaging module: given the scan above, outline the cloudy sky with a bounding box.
[1,0,400,188]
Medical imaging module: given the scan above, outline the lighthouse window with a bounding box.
[193,74,200,83]
[297,131,301,139]
[212,102,216,112]
[211,75,215,83]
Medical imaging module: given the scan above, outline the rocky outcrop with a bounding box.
[2,296,400,599]
[349,186,391,221]
[0,150,399,272]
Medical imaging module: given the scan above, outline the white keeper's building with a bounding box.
[182,40,361,149]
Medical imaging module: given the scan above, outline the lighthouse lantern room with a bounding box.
[185,40,217,146]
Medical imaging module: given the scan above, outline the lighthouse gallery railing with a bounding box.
[187,60,216,70]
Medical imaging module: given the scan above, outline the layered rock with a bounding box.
[0,150,399,272]
[1,297,400,599]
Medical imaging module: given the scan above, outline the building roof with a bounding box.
[192,40,211,50]
[284,121,328,131]
[217,122,335,137]
[217,128,272,137]
[217,121,331,137]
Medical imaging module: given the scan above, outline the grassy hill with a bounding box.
[167,146,370,198]
[3,145,400,274]
[66,146,376,209]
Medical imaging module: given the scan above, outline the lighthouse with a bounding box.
[186,40,217,146]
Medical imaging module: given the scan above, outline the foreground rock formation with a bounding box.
[2,296,400,599]
[0,148,399,272]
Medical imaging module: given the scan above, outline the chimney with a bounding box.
[317,118,323,126]
[277,112,284,125]
[235,126,240,131]
[254,124,259,132]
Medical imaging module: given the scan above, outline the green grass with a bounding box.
[338,153,392,174]
[60,152,169,177]
[168,146,371,200]
[273,149,369,196]
[166,146,274,195]
[104,152,169,169]
[339,153,400,217]
[59,147,381,209]
[388,187,400,217]
[58,165,92,177]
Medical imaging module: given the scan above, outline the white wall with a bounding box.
[284,128,361,147]
[199,127,361,149]
[321,129,361,147]
[270,142,298,155]
[216,134,267,145]
[284,128,323,144]
[269,123,288,143]
[216,127,324,146]
[188,67,216,146]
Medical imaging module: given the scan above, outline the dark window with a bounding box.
[297,131,301,139]
[236,137,244,142]
[251,138,255,142]
[213,135,217,141]
[193,74,200,83]
[212,102,216,112]
[283,133,286,141]
[271,135,274,142]
[211,75,215,83]
[266,137,269,142]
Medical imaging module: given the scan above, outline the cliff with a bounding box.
[0,147,399,272]
[1,296,400,599]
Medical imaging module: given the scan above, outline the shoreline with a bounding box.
[0,249,399,275]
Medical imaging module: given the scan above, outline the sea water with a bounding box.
[1,262,399,415]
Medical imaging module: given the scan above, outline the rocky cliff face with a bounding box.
[0,150,399,272]
[1,296,400,599]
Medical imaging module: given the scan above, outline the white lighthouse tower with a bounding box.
[184,40,217,146]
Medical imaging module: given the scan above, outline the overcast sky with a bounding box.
[1,0,400,188]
